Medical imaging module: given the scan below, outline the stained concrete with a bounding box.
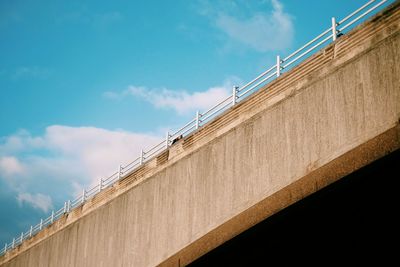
[1,2,400,267]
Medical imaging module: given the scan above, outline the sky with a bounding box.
[0,0,393,247]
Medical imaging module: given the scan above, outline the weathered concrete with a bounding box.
[1,2,400,266]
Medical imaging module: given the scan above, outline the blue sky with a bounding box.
[0,0,392,247]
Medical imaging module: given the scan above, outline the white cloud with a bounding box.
[104,78,242,115]
[0,126,161,204]
[214,0,294,52]
[128,86,230,114]
[43,125,160,185]
[17,193,53,213]
[0,156,24,176]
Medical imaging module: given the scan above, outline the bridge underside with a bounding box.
[190,149,400,266]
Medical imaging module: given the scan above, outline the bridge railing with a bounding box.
[0,0,390,257]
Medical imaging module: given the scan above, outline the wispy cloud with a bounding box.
[127,85,230,114]
[104,77,242,115]
[200,0,294,52]
[0,129,44,155]
[17,192,53,213]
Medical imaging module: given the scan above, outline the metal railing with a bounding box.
[0,0,390,257]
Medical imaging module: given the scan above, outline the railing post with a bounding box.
[140,149,144,165]
[276,55,281,77]
[118,164,122,180]
[4,243,6,253]
[29,226,33,237]
[232,86,238,106]
[51,210,54,223]
[20,232,23,242]
[63,201,67,213]
[12,238,15,249]
[39,219,43,230]
[332,17,337,41]
[165,131,170,149]
[67,200,71,213]
[99,178,103,192]
[195,111,200,130]
[81,188,86,204]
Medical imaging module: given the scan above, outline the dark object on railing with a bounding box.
[171,135,183,145]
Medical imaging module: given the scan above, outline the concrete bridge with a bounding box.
[1,1,399,266]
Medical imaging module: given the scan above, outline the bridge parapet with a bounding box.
[1,1,400,266]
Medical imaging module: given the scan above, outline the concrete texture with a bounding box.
[1,2,400,266]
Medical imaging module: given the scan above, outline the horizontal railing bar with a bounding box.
[86,185,98,193]
[339,0,376,24]
[102,172,119,183]
[282,35,332,69]
[101,180,115,188]
[86,186,97,193]
[200,101,232,123]
[72,196,82,203]
[122,163,140,174]
[200,107,222,123]
[125,160,140,169]
[237,71,277,99]
[85,193,95,199]
[84,193,95,199]
[170,118,196,138]
[180,124,196,137]
[205,102,231,121]
[85,188,97,194]
[102,173,118,182]
[71,198,81,205]
[283,27,331,62]
[124,157,141,169]
[237,65,276,93]
[144,146,166,159]
[70,200,81,208]
[201,96,232,118]
[86,187,98,194]
[43,217,51,224]
[56,207,64,214]
[144,140,165,155]
[338,0,387,32]
[85,190,97,197]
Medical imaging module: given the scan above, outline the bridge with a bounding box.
[1,1,399,266]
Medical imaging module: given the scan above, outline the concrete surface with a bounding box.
[1,2,399,266]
